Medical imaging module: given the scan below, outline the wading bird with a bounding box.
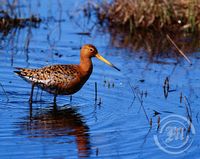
[14,44,120,103]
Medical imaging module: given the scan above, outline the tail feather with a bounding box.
[14,67,28,77]
[14,67,36,83]
[14,67,24,76]
[14,70,22,75]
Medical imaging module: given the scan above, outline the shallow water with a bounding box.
[0,0,200,159]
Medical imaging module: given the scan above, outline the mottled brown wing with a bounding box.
[14,65,80,87]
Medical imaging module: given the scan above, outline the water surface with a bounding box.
[0,0,200,158]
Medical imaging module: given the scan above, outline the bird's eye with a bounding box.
[90,48,94,52]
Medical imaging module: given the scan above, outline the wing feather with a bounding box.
[14,65,79,87]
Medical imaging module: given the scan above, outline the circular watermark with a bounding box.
[154,114,195,154]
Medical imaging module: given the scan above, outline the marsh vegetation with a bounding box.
[85,0,200,59]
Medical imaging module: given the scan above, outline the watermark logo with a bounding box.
[154,114,195,154]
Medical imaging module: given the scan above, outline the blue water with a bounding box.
[0,0,200,158]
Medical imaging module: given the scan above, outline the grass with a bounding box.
[0,1,41,35]
[0,11,41,30]
[87,0,200,32]
[84,0,200,58]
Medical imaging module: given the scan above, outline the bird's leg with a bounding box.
[29,101,33,121]
[53,94,58,112]
[53,94,57,105]
[53,101,57,113]
[29,83,35,104]
[70,95,72,103]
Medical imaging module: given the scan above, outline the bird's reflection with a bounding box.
[19,104,91,158]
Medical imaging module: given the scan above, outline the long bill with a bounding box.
[95,53,120,71]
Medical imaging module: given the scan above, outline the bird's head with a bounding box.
[81,44,120,71]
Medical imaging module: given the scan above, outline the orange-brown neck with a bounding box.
[80,56,93,75]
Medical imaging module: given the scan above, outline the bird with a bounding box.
[14,44,120,103]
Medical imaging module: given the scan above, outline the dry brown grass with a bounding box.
[0,11,41,30]
[84,0,200,58]
[0,1,41,35]
[88,0,200,32]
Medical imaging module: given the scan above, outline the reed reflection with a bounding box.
[108,27,200,62]
[19,104,91,158]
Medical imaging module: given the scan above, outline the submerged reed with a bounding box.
[0,1,41,35]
